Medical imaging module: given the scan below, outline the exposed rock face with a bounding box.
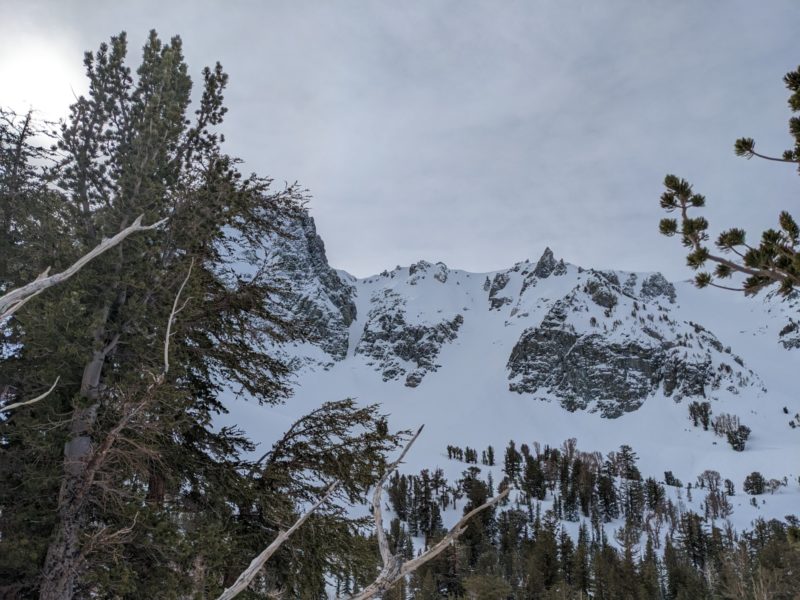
[640,273,677,304]
[772,291,800,350]
[264,212,356,362]
[779,320,800,349]
[263,230,764,416]
[519,248,567,297]
[507,271,754,417]
[409,261,449,285]
[533,247,558,278]
[488,273,512,310]
[355,289,464,387]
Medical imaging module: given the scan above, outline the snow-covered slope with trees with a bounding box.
[222,213,799,536]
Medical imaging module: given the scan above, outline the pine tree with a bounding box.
[573,523,592,597]
[0,32,401,598]
[639,534,661,600]
[503,440,522,482]
[522,454,547,501]
[597,462,620,522]
[658,64,800,295]
[743,471,767,495]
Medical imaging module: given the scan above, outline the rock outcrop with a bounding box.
[355,288,464,387]
[263,212,356,363]
[507,270,754,417]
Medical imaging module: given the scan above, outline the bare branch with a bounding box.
[0,214,167,321]
[370,425,424,584]
[216,483,340,600]
[398,487,510,578]
[0,376,59,413]
[162,258,194,377]
[219,424,509,600]
[351,484,510,600]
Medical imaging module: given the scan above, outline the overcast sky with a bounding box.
[2,1,798,278]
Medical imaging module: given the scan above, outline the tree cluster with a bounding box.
[0,32,403,599]
[687,402,751,451]
[382,439,800,599]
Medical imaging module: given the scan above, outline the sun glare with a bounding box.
[0,35,85,121]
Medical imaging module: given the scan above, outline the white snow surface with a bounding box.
[220,253,800,535]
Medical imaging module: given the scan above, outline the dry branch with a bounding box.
[162,258,194,377]
[217,425,510,600]
[0,216,167,414]
[0,377,59,414]
[0,214,167,321]
[350,426,508,600]
[216,483,340,600]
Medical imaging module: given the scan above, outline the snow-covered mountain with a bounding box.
[223,213,799,533]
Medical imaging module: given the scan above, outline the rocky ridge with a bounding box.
[260,213,357,366]
[267,213,794,417]
[506,267,754,417]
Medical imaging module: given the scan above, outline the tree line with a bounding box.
[379,438,799,599]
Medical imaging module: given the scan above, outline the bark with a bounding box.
[39,328,114,599]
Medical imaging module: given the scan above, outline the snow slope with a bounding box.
[220,232,800,535]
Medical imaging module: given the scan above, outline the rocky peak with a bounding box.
[533,247,557,278]
[408,261,449,284]
[264,211,357,363]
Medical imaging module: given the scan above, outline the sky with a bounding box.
[2,1,798,279]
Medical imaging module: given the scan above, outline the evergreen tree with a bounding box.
[639,534,661,600]
[503,440,522,483]
[597,462,620,522]
[573,523,592,597]
[744,471,767,495]
[524,513,560,596]
[522,453,547,501]
[658,64,800,295]
[0,32,400,598]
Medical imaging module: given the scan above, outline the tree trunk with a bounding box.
[38,402,99,599]
[39,315,114,599]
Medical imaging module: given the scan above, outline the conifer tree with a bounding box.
[658,64,800,295]
[503,440,522,483]
[0,32,400,599]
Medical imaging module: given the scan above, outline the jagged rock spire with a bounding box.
[533,247,557,278]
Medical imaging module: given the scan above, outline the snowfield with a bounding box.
[221,247,800,539]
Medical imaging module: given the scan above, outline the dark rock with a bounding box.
[507,278,754,417]
[264,212,356,361]
[779,317,800,349]
[488,272,512,310]
[533,247,558,278]
[640,273,677,304]
[355,289,464,386]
